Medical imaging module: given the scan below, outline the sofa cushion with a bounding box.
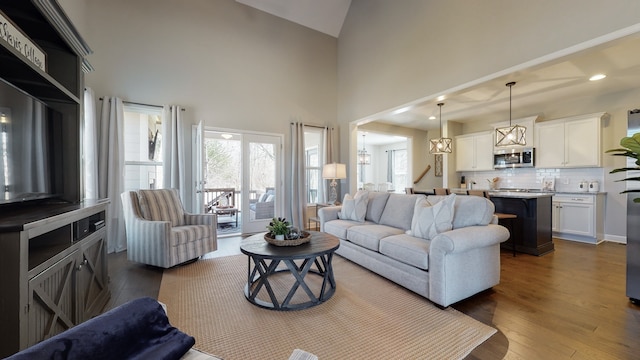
[138,189,185,227]
[347,224,405,251]
[339,191,368,222]
[171,225,213,246]
[379,234,431,270]
[324,219,368,239]
[378,193,424,231]
[407,194,456,239]
[365,192,390,223]
[427,194,495,229]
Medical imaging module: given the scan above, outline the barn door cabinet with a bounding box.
[0,201,110,358]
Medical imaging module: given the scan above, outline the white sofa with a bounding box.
[319,191,509,307]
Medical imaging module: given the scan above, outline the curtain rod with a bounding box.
[290,122,334,130]
[98,98,185,111]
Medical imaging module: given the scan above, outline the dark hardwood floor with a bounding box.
[106,237,640,359]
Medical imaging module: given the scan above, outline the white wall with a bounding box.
[338,0,640,241]
[338,0,640,124]
[61,0,639,239]
[65,0,338,212]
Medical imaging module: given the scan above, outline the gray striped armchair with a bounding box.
[121,189,217,268]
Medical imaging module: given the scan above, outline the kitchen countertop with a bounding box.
[487,191,553,198]
[450,188,606,198]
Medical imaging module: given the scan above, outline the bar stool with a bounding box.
[434,188,450,195]
[467,190,518,256]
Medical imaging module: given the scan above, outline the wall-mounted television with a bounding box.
[0,77,65,205]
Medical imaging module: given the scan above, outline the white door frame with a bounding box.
[198,127,284,234]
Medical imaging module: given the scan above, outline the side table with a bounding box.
[308,203,334,231]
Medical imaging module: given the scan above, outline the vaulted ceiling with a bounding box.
[237,1,640,137]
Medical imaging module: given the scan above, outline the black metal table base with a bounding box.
[244,253,336,311]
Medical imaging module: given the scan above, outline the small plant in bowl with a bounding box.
[267,217,290,239]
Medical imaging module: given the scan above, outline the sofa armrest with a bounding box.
[430,224,509,254]
[254,201,275,219]
[318,206,341,231]
[7,297,195,360]
[428,224,509,307]
[184,212,216,227]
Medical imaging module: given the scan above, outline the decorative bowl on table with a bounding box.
[264,231,311,246]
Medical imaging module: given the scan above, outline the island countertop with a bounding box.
[450,188,553,198]
[450,188,605,198]
[488,191,554,198]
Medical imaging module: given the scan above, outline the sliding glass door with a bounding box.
[242,133,282,233]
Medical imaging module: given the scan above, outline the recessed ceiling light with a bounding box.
[392,106,411,115]
[589,74,606,81]
[437,95,446,101]
[429,115,436,120]
[221,133,233,139]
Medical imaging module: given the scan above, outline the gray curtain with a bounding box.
[387,150,394,183]
[289,122,306,229]
[99,96,126,253]
[162,105,186,202]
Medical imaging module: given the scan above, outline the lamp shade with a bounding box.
[322,163,346,179]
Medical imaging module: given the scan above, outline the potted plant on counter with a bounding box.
[267,217,290,240]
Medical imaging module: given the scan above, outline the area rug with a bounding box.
[158,254,496,359]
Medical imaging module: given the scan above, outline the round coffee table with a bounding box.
[240,231,340,311]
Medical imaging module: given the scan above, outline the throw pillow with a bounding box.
[407,193,456,239]
[338,190,369,222]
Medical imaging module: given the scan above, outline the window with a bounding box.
[392,149,407,192]
[304,128,324,204]
[123,105,163,191]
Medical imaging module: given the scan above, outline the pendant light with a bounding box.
[495,81,526,146]
[358,134,371,165]
[429,102,452,154]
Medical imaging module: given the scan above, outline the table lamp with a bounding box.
[322,163,347,205]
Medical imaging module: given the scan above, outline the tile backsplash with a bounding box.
[460,167,604,192]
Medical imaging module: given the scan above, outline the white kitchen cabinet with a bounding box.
[552,193,605,243]
[535,113,606,168]
[455,131,493,171]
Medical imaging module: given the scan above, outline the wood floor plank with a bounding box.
[460,240,640,359]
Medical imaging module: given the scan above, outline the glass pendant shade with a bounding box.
[429,102,452,154]
[358,134,371,165]
[358,151,371,165]
[496,81,526,146]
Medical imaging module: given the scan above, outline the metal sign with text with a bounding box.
[0,10,47,72]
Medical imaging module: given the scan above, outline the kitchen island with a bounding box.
[487,191,554,256]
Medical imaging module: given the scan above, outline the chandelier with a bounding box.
[495,81,526,146]
[358,134,371,165]
[429,102,452,154]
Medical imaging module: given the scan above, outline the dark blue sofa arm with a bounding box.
[6,297,195,360]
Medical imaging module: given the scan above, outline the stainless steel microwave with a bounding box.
[493,148,534,169]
